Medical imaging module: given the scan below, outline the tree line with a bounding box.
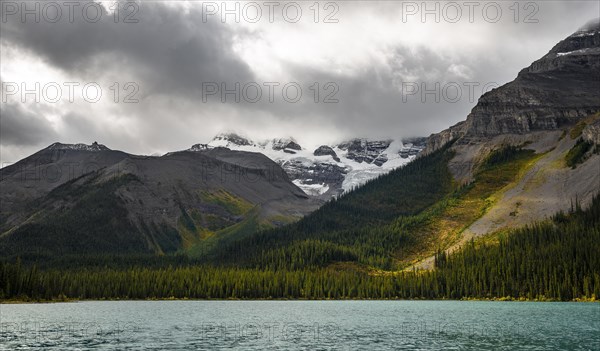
[2,193,598,301]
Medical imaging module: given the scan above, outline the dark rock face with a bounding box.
[272,138,302,151]
[401,137,429,158]
[279,158,348,196]
[373,154,388,166]
[212,133,253,146]
[465,22,600,138]
[425,19,600,152]
[402,137,428,148]
[47,141,111,152]
[425,121,467,153]
[189,143,210,151]
[286,141,302,150]
[337,139,392,164]
[313,145,340,162]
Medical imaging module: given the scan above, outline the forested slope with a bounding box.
[2,193,598,300]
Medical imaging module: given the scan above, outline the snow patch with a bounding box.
[48,142,110,152]
[292,180,329,196]
[572,31,598,38]
[557,48,593,56]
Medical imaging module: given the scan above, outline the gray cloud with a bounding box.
[0,103,58,146]
[2,1,254,92]
[1,1,598,162]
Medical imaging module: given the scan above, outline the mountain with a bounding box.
[0,143,317,258]
[192,132,426,199]
[204,20,600,272]
[2,20,600,302]
[0,142,130,225]
[427,19,600,150]
[411,20,600,267]
[423,20,599,212]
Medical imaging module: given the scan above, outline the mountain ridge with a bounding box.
[1,19,598,279]
[426,19,600,152]
[206,18,600,274]
[192,132,426,198]
[0,143,318,258]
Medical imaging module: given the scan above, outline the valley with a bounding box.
[1,19,599,302]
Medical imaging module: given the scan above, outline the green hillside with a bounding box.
[2,193,599,301]
[205,143,542,271]
[2,140,599,301]
[0,174,180,259]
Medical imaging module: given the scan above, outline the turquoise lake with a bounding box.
[1,301,598,350]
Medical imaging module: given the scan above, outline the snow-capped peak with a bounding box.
[47,141,110,152]
[192,133,426,199]
[209,133,255,148]
[270,137,302,152]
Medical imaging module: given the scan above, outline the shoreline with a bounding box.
[2,296,597,304]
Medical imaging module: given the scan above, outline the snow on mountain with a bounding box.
[292,180,330,197]
[191,133,425,199]
[209,133,255,148]
[47,141,110,152]
[271,137,302,152]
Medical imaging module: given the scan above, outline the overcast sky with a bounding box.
[1,0,598,163]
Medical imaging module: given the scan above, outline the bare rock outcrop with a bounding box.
[424,19,600,155]
[582,119,600,145]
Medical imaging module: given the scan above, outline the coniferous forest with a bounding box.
[1,144,599,301]
[1,192,599,301]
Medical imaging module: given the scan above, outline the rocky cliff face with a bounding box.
[211,133,254,147]
[337,139,392,166]
[425,121,467,153]
[271,138,302,152]
[47,141,110,152]
[314,145,340,162]
[425,19,600,152]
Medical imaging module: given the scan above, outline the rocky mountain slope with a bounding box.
[0,142,131,223]
[189,133,425,199]
[0,131,426,258]
[410,19,600,269]
[0,143,317,257]
[205,20,600,276]
[424,19,600,186]
[427,19,600,152]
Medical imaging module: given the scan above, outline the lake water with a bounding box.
[1,301,598,350]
